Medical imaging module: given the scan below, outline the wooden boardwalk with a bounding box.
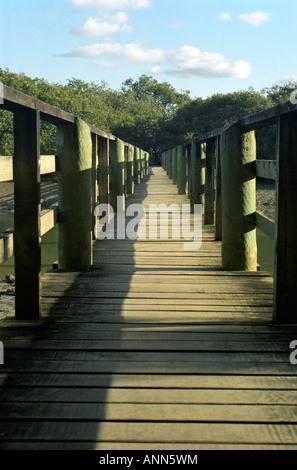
[1,166,297,449]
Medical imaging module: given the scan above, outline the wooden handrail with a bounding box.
[0,85,149,320]
[162,100,297,323]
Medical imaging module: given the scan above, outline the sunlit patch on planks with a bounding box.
[1,166,297,450]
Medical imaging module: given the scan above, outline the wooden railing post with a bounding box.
[187,144,192,200]
[98,137,109,206]
[127,144,134,195]
[145,152,149,175]
[57,117,93,271]
[172,147,178,185]
[134,147,140,185]
[274,114,297,323]
[140,149,144,179]
[109,138,125,211]
[92,133,98,240]
[13,108,41,320]
[168,149,173,180]
[190,139,205,213]
[205,138,216,225]
[177,145,187,195]
[220,123,257,271]
[215,136,222,241]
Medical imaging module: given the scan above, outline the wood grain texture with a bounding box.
[0,166,296,450]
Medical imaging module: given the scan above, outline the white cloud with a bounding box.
[219,12,232,21]
[68,0,150,11]
[62,42,251,79]
[237,11,272,27]
[63,42,167,63]
[167,46,251,79]
[72,12,132,36]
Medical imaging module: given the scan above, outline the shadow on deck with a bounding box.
[1,167,297,450]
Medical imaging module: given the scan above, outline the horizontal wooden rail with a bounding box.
[0,85,149,320]
[162,100,297,324]
[0,155,56,182]
[0,206,58,264]
[256,160,277,180]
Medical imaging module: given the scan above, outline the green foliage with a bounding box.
[0,68,295,161]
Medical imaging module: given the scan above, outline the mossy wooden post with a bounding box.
[177,145,187,194]
[172,147,178,185]
[205,138,216,225]
[190,139,205,214]
[215,135,222,241]
[98,137,109,206]
[145,152,149,175]
[91,133,98,240]
[187,143,192,200]
[124,144,128,198]
[109,138,125,211]
[220,122,257,271]
[57,117,93,271]
[139,149,143,179]
[13,108,41,320]
[127,144,134,195]
[134,147,141,185]
[274,114,297,323]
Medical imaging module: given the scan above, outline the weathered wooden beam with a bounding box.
[0,155,56,182]
[256,160,277,180]
[126,145,134,195]
[177,146,187,195]
[215,136,222,241]
[109,138,125,211]
[205,138,216,225]
[256,211,275,240]
[13,108,41,319]
[134,147,140,185]
[274,114,297,323]
[98,137,109,206]
[172,148,178,185]
[190,140,205,214]
[56,118,93,271]
[220,123,257,271]
[91,134,98,240]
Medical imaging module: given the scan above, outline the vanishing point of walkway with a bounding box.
[1,167,297,449]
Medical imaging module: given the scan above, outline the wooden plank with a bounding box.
[1,421,297,444]
[256,160,277,180]
[256,211,275,240]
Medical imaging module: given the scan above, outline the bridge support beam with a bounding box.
[190,140,205,214]
[57,117,93,271]
[215,136,222,241]
[127,144,135,195]
[109,138,125,211]
[13,108,41,320]
[274,114,297,323]
[168,149,173,179]
[172,147,178,185]
[220,122,257,271]
[134,147,141,185]
[205,138,216,225]
[177,145,187,195]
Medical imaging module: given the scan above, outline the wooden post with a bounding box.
[134,147,141,185]
[220,122,257,271]
[91,133,98,240]
[13,108,41,320]
[168,150,173,179]
[215,135,222,241]
[127,144,134,195]
[190,140,205,213]
[187,144,192,200]
[145,152,149,175]
[98,137,109,206]
[140,149,144,179]
[172,147,178,185]
[57,117,93,271]
[205,138,216,225]
[274,114,297,323]
[124,144,128,198]
[177,145,187,195]
[109,138,125,211]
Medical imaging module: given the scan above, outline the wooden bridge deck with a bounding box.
[1,166,297,450]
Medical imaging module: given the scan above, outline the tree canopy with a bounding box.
[0,68,295,161]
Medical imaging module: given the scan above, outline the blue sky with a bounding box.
[1,0,296,98]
